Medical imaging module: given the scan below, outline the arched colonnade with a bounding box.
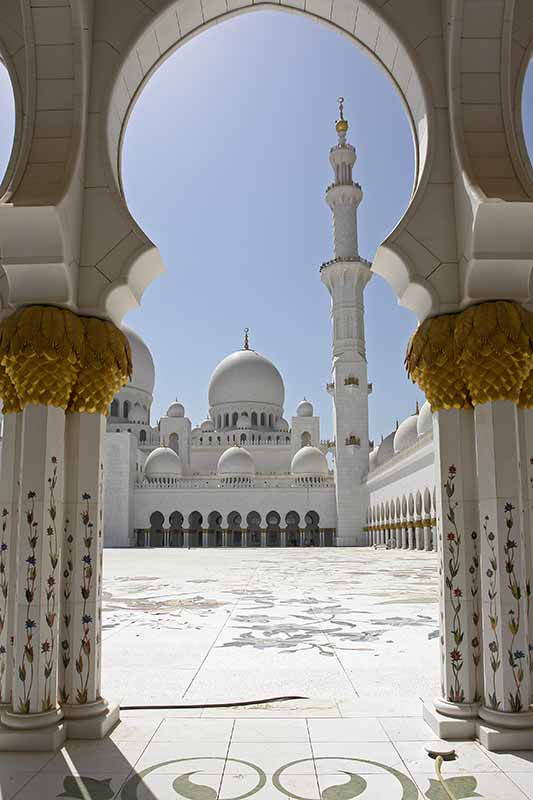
[141,509,334,548]
[365,488,435,551]
[0,0,532,751]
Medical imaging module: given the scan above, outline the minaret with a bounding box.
[320,98,372,547]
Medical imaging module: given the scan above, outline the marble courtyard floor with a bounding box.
[2,548,533,799]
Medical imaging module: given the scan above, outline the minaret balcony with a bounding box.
[325,183,362,209]
[320,256,371,272]
[326,382,335,395]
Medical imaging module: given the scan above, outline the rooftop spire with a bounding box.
[335,96,349,143]
[243,327,249,350]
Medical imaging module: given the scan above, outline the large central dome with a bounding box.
[208,349,285,408]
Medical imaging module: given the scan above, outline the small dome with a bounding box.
[275,417,289,432]
[122,326,155,396]
[394,415,418,454]
[144,447,183,479]
[237,413,249,429]
[417,401,432,436]
[217,446,256,476]
[201,419,214,432]
[376,431,395,467]
[296,399,313,417]
[167,401,184,418]
[369,448,378,471]
[291,446,328,476]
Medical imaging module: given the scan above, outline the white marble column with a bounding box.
[0,413,23,709]
[517,406,533,707]
[475,400,533,727]
[428,408,482,724]
[423,521,432,552]
[261,529,267,548]
[60,412,118,738]
[1,406,67,749]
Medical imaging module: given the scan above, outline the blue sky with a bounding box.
[0,12,532,443]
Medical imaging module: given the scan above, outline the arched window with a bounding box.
[260,413,266,427]
[267,436,272,443]
[139,429,146,443]
[232,412,238,426]
[240,433,247,444]
[301,431,311,447]
[224,413,229,427]
[258,435,261,443]
[123,400,130,419]
[200,436,203,444]
[276,436,280,444]
[286,436,290,443]
[110,399,119,417]
[268,414,273,427]
[251,412,258,427]
[208,436,212,443]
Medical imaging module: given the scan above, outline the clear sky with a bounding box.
[0,11,532,444]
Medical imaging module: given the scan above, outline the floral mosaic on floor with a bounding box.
[53,761,492,800]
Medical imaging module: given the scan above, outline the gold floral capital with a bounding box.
[0,306,132,414]
[405,301,533,410]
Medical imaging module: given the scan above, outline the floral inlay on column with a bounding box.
[60,519,72,705]
[76,493,93,704]
[444,466,465,703]
[0,508,8,703]
[504,502,525,712]
[19,491,38,714]
[483,514,500,710]
[42,457,60,712]
[469,530,481,703]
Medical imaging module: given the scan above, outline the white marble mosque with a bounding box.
[2,0,533,765]
[103,102,437,554]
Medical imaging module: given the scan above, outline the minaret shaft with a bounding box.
[320,99,371,547]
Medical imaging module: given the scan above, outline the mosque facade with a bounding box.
[103,103,436,550]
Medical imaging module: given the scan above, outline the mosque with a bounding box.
[103,101,437,551]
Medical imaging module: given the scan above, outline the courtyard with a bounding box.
[101,548,441,709]
[3,550,533,798]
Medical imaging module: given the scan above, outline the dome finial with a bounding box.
[243,327,250,350]
[335,96,349,139]
[415,400,420,415]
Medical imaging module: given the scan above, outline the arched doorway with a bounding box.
[208,511,223,547]
[169,432,179,454]
[246,511,261,547]
[169,511,184,547]
[266,511,281,547]
[149,511,165,548]
[188,511,203,548]
[227,511,242,548]
[304,511,320,546]
[286,511,301,547]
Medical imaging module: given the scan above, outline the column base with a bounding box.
[63,698,120,740]
[0,708,66,751]
[423,701,533,751]
[423,702,477,740]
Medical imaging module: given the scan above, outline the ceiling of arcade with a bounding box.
[0,0,532,324]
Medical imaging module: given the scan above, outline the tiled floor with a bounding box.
[3,713,533,799]
[1,549,532,798]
